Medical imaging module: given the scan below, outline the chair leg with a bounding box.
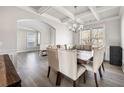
[98,66,103,78]
[47,66,51,78]
[94,73,99,87]
[56,72,61,86]
[102,63,105,72]
[83,71,86,83]
[73,81,76,87]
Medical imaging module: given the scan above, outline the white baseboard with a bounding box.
[0,49,16,55]
[16,49,39,53]
[0,48,40,54]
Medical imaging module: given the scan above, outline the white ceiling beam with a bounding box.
[30,6,61,23]
[52,6,75,20]
[38,6,51,14]
[41,13,61,23]
[17,6,61,23]
[17,6,39,15]
[88,6,100,21]
[84,16,120,25]
[61,12,91,23]
[78,6,120,18]
[102,16,120,22]
[67,16,120,27]
[17,25,35,31]
[37,7,62,23]
[79,6,120,21]
[62,6,119,23]
[97,6,120,13]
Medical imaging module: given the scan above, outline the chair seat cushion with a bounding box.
[77,64,86,79]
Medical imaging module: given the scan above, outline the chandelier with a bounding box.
[69,6,83,33]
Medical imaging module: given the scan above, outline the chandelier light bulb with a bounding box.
[68,6,84,33]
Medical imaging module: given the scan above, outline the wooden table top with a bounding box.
[77,50,93,61]
[0,54,21,87]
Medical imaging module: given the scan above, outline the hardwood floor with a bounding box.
[15,51,124,87]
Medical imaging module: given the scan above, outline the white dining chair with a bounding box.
[82,47,105,87]
[47,47,61,86]
[58,49,86,87]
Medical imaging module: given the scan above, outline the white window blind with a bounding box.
[27,32,37,48]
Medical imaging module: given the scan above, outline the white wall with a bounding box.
[0,6,73,54]
[105,19,121,61]
[40,26,51,50]
[73,32,80,45]
[55,24,73,45]
[39,16,73,45]
[17,29,27,51]
[50,27,56,45]
[0,7,17,53]
[121,7,124,71]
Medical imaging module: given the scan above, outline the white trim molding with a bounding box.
[88,6,100,21]
[0,49,17,55]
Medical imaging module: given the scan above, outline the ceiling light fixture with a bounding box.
[69,6,83,33]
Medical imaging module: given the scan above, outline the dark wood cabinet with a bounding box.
[110,46,122,66]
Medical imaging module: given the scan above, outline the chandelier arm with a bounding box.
[68,6,84,33]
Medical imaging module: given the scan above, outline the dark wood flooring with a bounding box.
[15,51,124,87]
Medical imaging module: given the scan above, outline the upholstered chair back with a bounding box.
[76,45,81,50]
[93,47,105,73]
[56,45,61,48]
[59,45,66,50]
[47,48,59,71]
[58,49,77,80]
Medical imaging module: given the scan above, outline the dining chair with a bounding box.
[59,45,67,50]
[58,49,86,87]
[47,48,61,86]
[102,49,106,72]
[64,44,67,50]
[82,47,105,87]
[56,45,61,48]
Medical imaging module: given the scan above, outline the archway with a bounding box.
[16,19,56,53]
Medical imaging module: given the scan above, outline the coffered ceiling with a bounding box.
[28,6,121,25]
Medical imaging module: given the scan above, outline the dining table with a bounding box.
[77,50,93,64]
[0,54,21,87]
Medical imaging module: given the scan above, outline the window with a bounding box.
[80,30,91,45]
[91,28,104,47]
[27,32,37,48]
[80,27,105,47]
[37,32,41,45]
